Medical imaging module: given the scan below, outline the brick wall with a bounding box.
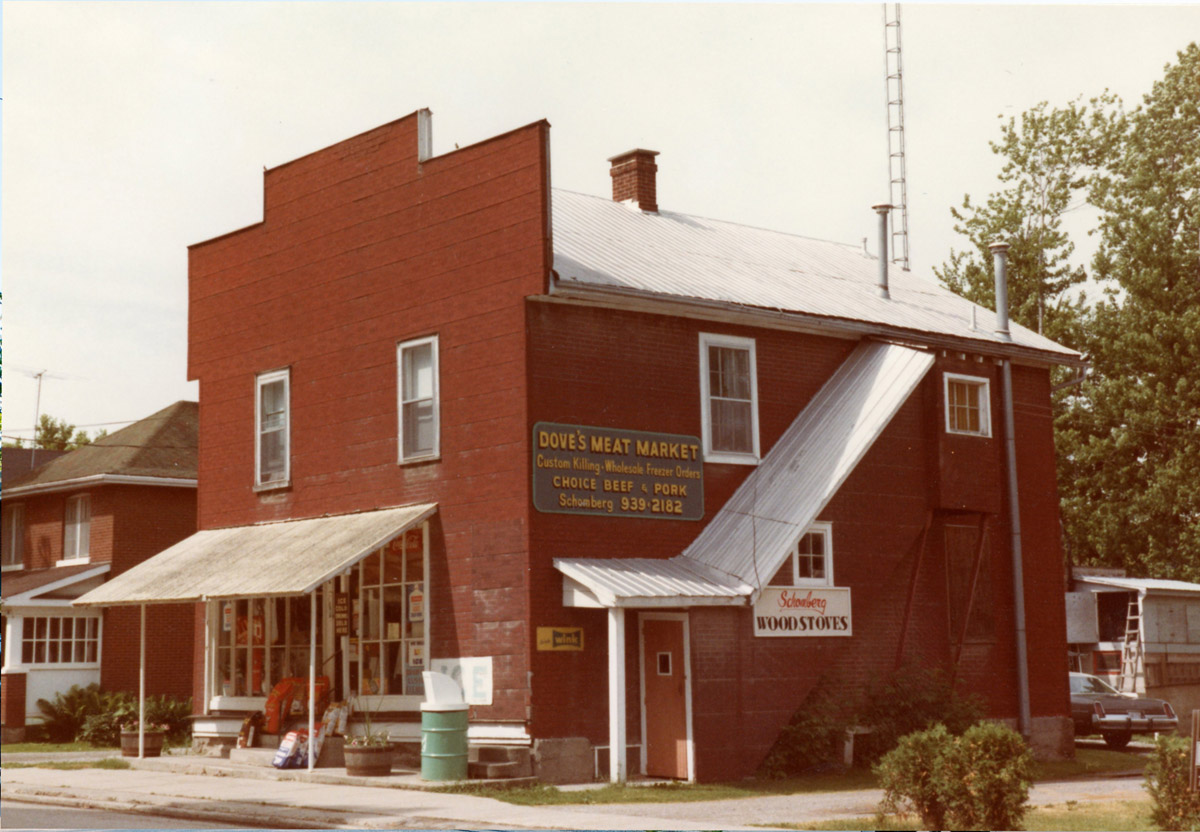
[187,112,551,722]
[1,671,27,733]
[525,299,1069,779]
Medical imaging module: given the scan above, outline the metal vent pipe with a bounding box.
[990,241,1012,341]
[873,204,892,299]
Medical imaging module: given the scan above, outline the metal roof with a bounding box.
[1076,576,1200,596]
[556,341,932,605]
[74,503,436,607]
[551,189,1080,363]
[2,564,111,604]
[555,555,752,608]
[683,341,934,586]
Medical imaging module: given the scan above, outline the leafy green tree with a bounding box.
[934,95,1119,351]
[35,414,94,451]
[1057,44,1200,580]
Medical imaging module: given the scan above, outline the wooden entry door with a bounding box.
[641,615,689,779]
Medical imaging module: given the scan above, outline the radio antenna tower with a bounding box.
[883,3,911,271]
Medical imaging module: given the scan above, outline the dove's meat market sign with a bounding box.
[533,422,704,520]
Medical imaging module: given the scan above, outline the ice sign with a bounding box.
[429,656,493,706]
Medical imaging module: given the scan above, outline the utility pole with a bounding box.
[883,3,911,271]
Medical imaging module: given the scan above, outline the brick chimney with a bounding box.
[608,149,659,213]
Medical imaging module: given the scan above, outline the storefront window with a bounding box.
[352,527,426,696]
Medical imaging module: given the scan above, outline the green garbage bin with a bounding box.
[420,703,468,780]
[420,670,469,781]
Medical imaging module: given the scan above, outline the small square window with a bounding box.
[657,652,672,676]
[944,373,991,437]
[767,523,833,587]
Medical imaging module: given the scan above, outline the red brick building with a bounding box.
[84,111,1080,781]
[2,402,197,741]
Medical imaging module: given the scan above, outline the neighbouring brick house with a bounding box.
[82,111,1081,781]
[1,402,197,741]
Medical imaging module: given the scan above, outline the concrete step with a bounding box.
[466,745,532,778]
[467,760,528,780]
[229,736,345,768]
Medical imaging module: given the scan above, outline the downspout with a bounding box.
[990,241,1032,740]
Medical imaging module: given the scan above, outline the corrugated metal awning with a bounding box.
[556,341,932,606]
[555,556,752,608]
[74,503,436,607]
[1077,576,1200,596]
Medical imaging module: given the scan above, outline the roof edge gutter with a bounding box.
[542,281,1086,369]
[5,474,198,498]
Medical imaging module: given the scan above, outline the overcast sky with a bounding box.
[2,2,1198,444]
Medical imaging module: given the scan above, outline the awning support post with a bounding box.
[309,590,317,771]
[607,606,626,783]
[139,604,146,758]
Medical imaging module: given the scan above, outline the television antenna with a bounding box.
[883,3,911,271]
[14,366,71,466]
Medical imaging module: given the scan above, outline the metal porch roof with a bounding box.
[1077,576,1200,596]
[74,503,436,607]
[554,555,752,608]
[557,340,933,605]
[551,189,1080,364]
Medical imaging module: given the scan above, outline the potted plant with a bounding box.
[343,699,393,776]
[120,721,168,758]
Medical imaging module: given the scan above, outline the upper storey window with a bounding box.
[944,373,992,437]
[700,333,760,464]
[3,504,25,569]
[63,495,91,562]
[398,336,439,463]
[767,523,833,587]
[256,369,290,487]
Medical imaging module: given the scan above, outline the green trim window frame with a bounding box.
[944,373,992,437]
[2,504,25,569]
[699,332,760,464]
[767,522,833,587]
[255,368,291,488]
[397,335,439,463]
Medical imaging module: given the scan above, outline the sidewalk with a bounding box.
[0,751,1150,830]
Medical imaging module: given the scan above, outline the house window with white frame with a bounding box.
[21,615,100,665]
[944,373,991,437]
[767,523,833,587]
[398,336,439,462]
[2,504,25,568]
[63,495,91,561]
[700,333,759,463]
[256,369,290,487]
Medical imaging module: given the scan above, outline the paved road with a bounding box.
[0,800,252,830]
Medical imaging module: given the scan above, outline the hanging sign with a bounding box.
[333,592,350,637]
[753,587,853,637]
[532,422,703,520]
[537,626,584,651]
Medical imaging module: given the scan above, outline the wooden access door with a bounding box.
[641,615,689,779]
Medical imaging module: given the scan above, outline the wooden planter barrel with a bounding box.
[120,730,164,757]
[344,744,394,776]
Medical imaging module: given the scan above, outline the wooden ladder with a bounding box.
[1116,594,1144,694]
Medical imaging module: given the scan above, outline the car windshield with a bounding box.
[1070,674,1119,695]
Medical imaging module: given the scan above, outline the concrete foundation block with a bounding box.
[532,737,593,784]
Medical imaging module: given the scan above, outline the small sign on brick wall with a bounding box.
[537,626,584,651]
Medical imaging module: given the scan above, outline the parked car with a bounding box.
[1069,672,1178,749]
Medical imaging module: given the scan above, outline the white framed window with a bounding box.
[2,504,25,569]
[63,494,91,562]
[256,368,290,487]
[699,333,760,464]
[398,335,439,462]
[944,373,991,437]
[22,615,101,666]
[767,522,833,587]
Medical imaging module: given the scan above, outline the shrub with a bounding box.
[36,684,107,742]
[875,721,1033,831]
[1145,734,1200,831]
[758,683,850,777]
[854,664,984,765]
[36,685,192,746]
